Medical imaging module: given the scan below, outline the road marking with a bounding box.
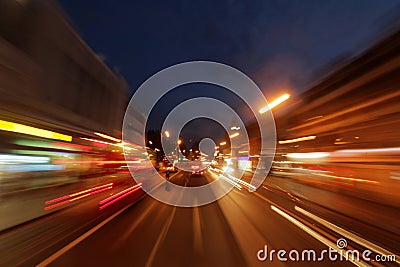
[295,206,400,264]
[270,205,368,267]
[145,207,176,267]
[184,175,189,187]
[169,171,181,180]
[253,191,275,206]
[193,206,203,253]
[165,170,182,183]
[220,174,242,190]
[36,198,140,266]
[148,171,182,192]
[262,185,301,202]
[119,201,157,243]
[37,171,175,266]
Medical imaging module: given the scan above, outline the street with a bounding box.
[1,170,398,266]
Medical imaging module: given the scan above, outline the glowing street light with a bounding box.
[148,140,153,145]
[285,152,329,159]
[165,131,170,138]
[259,93,290,114]
[0,119,72,142]
[94,132,121,142]
[220,141,227,146]
[229,132,239,138]
[279,135,316,144]
[178,139,182,145]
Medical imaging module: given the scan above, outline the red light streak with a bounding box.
[51,142,92,151]
[52,160,141,164]
[92,142,108,148]
[44,183,113,209]
[45,186,113,210]
[44,195,70,205]
[98,183,142,210]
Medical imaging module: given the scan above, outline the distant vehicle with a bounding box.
[191,170,204,176]
[162,165,178,173]
[190,165,204,176]
[169,166,178,173]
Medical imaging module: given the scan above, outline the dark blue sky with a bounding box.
[59,0,399,97]
[58,0,399,135]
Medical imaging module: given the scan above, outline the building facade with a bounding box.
[0,0,129,137]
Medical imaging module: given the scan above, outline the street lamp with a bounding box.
[165,131,170,138]
[259,93,290,114]
[94,132,121,142]
[176,139,182,163]
[229,132,239,138]
[279,135,316,144]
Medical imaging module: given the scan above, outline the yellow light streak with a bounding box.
[279,135,316,144]
[94,132,121,142]
[259,93,290,113]
[229,132,239,138]
[0,119,72,142]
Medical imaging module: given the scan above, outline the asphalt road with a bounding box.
[1,170,399,267]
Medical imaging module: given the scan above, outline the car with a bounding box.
[191,170,204,176]
[162,165,178,173]
[169,166,178,173]
[190,165,204,176]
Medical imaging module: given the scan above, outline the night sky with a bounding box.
[58,0,399,139]
[59,0,399,94]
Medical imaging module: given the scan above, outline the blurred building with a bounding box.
[0,0,129,137]
[248,29,400,206]
[247,29,400,155]
[276,29,400,152]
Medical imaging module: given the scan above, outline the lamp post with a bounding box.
[176,139,182,164]
[259,93,290,114]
